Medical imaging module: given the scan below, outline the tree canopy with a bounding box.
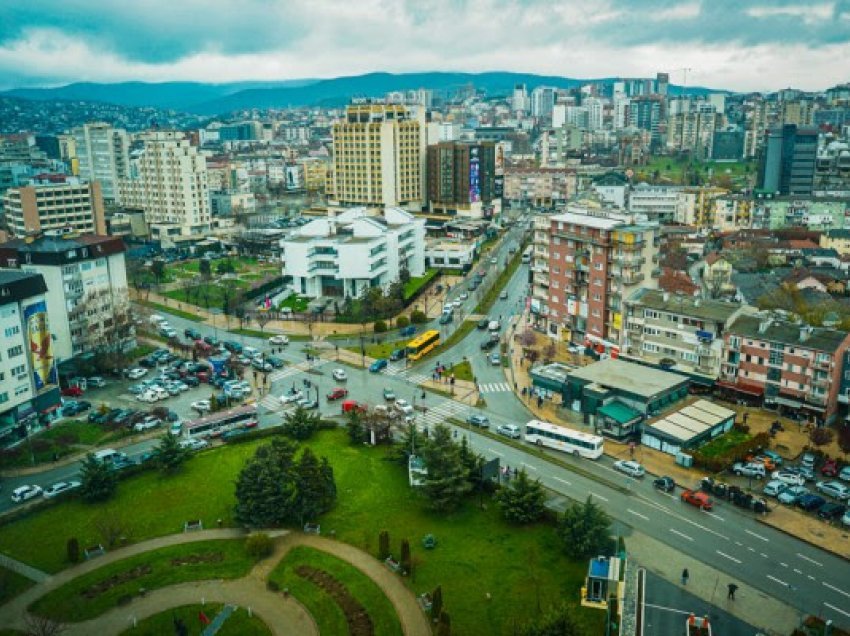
[79,453,117,503]
[420,424,472,511]
[495,468,547,524]
[556,496,613,560]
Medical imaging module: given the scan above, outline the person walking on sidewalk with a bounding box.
[681,568,689,585]
[727,583,738,600]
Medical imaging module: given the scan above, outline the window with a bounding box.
[11,364,25,377]
[14,385,28,396]
[6,345,23,358]
[0,392,7,404]
[644,310,659,319]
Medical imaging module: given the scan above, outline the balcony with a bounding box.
[619,272,645,285]
[613,255,646,268]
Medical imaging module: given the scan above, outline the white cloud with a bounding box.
[746,3,834,24]
[646,2,702,21]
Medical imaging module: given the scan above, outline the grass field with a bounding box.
[0,565,35,605]
[345,340,405,361]
[30,540,254,622]
[403,269,439,301]
[278,295,311,312]
[269,546,401,636]
[164,281,248,310]
[119,603,271,636]
[697,429,752,458]
[449,360,475,382]
[0,420,112,470]
[135,300,205,322]
[229,328,309,341]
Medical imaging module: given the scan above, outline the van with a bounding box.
[93,448,128,465]
[341,400,367,414]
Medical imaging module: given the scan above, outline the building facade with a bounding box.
[426,141,499,218]
[328,103,426,210]
[1,178,106,237]
[503,167,577,207]
[751,196,850,231]
[72,122,130,202]
[757,125,818,196]
[281,207,425,299]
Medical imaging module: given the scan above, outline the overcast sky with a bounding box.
[1,0,849,92]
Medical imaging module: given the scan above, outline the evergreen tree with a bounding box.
[431,585,443,622]
[420,425,471,511]
[234,438,300,527]
[295,448,337,524]
[495,468,547,524]
[378,530,390,561]
[519,602,586,636]
[436,611,451,636]
[400,538,411,575]
[346,411,365,444]
[282,406,321,440]
[392,422,421,463]
[155,432,190,474]
[79,453,117,503]
[556,497,613,560]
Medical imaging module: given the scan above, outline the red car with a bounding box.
[681,489,713,511]
[821,458,839,477]
[61,386,83,397]
[341,399,367,414]
[326,387,349,401]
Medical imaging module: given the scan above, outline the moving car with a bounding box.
[500,290,509,300]
[394,399,414,415]
[184,328,201,340]
[298,398,319,410]
[613,460,646,478]
[61,386,83,397]
[389,348,406,361]
[439,311,452,325]
[268,334,290,345]
[280,389,304,404]
[332,368,348,382]
[653,476,675,492]
[369,358,388,373]
[681,489,713,511]
[477,318,489,330]
[43,481,81,499]
[496,424,521,439]
[11,485,43,503]
[480,339,498,351]
[179,439,209,452]
[489,352,501,365]
[326,387,349,401]
[816,481,850,501]
[467,414,490,428]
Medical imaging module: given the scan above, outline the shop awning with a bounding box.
[716,380,763,397]
[598,402,642,425]
[773,396,803,409]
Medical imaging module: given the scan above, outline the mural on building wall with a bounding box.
[24,301,57,392]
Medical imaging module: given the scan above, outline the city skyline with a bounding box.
[1,0,849,92]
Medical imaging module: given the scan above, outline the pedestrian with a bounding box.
[727,583,738,600]
[743,412,749,425]
[681,568,689,585]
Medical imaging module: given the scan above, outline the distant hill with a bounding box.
[3,72,720,116]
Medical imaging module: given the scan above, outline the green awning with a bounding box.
[597,402,642,424]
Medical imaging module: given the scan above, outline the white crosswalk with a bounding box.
[259,394,283,411]
[268,360,326,384]
[416,399,469,429]
[384,363,432,386]
[478,382,512,394]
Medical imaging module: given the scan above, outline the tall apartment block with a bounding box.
[72,122,130,202]
[328,103,426,211]
[546,206,660,350]
[757,124,817,196]
[1,177,105,237]
[119,131,211,242]
[426,141,499,218]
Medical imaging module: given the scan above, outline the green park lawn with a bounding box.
[449,360,475,382]
[0,565,35,604]
[403,268,439,300]
[0,428,603,634]
[135,300,205,322]
[30,540,254,622]
[697,429,752,458]
[119,603,271,636]
[278,295,311,312]
[269,546,401,636]
[0,420,112,470]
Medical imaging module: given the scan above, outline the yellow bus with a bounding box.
[406,330,440,361]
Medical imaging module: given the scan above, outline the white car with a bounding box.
[268,335,290,345]
[332,368,348,382]
[43,481,81,499]
[178,439,209,452]
[394,399,414,415]
[613,460,646,478]
[452,299,463,309]
[137,390,159,403]
[459,292,469,301]
[11,485,43,503]
[842,509,850,527]
[771,470,806,487]
[191,400,211,413]
[86,376,106,388]
[280,390,304,404]
[763,480,788,497]
[126,368,147,380]
[816,480,850,501]
[133,416,161,432]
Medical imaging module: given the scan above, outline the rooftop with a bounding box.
[628,288,743,323]
[728,314,850,353]
[569,358,687,398]
[551,212,624,231]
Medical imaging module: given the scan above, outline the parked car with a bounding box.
[126,368,147,380]
[816,480,850,501]
[223,340,243,353]
[191,400,211,413]
[86,376,106,388]
[777,485,809,505]
[732,462,766,479]
[88,411,108,425]
[326,387,349,401]
[496,424,521,439]
[613,460,646,478]
[500,290,509,300]
[178,439,209,452]
[841,465,850,482]
[842,509,850,527]
[801,453,817,470]
[369,359,388,373]
[797,494,826,512]
[747,454,777,471]
[332,368,348,382]
[653,476,675,492]
[267,356,285,369]
[133,416,161,432]
[763,480,788,497]
[268,334,289,346]
[61,386,83,397]
[760,449,784,466]
[818,502,847,521]
[681,489,713,511]
[341,400,368,414]
[400,326,416,337]
[11,485,43,503]
[771,470,806,487]
[184,328,202,340]
[389,348,406,361]
[383,388,396,401]
[467,414,490,428]
[821,459,840,477]
[299,399,319,410]
[43,481,81,499]
[280,389,304,404]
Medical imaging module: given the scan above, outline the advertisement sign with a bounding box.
[24,301,57,393]
[495,142,506,173]
[612,312,622,330]
[494,175,504,198]
[469,146,481,203]
[567,298,578,316]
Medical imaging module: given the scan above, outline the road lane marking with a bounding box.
[808,575,816,581]
[797,553,822,567]
[793,568,803,575]
[487,448,504,457]
[745,529,768,542]
[716,550,742,564]
[747,547,755,552]
[760,553,769,558]
[552,476,571,486]
[628,509,649,521]
[780,562,788,568]
[734,541,743,546]
[768,575,789,586]
[643,604,692,615]
[824,603,850,619]
[588,492,609,502]
[823,582,850,600]
[522,462,537,471]
[669,528,694,542]
[705,512,725,521]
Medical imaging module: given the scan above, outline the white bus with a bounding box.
[524,419,604,459]
[184,405,258,439]
[521,246,532,264]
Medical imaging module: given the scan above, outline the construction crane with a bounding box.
[668,67,693,96]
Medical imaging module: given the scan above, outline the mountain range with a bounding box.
[1,71,717,116]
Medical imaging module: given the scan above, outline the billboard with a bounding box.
[24,301,57,393]
[494,175,504,198]
[469,146,481,203]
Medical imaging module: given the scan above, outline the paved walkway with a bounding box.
[0,529,430,636]
[0,553,49,583]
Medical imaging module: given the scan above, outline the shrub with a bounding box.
[267,580,280,592]
[410,310,428,324]
[378,530,390,561]
[67,537,80,564]
[400,538,411,575]
[374,320,388,333]
[245,533,275,559]
[395,315,410,328]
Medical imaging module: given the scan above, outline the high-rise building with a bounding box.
[512,84,530,113]
[666,108,719,159]
[757,125,818,196]
[1,177,105,237]
[584,97,605,131]
[613,96,631,130]
[656,73,669,97]
[0,269,62,444]
[328,103,426,210]
[629,96,663,148]
[426,142,499,218]
[72,122,130,202]
[546,205,660,348]
[744,98,768,159]
[531,86,556,119]
[118,131,211,241]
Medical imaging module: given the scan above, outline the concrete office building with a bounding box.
[0,270,62,445]
[757,125,818,196]
[281,207,425,299]
[328,103,426,210]
[531,86,556,119]
[1,177,106,237]
[72,122,130,202]
[119,131,211,243]
[426,142,500,218]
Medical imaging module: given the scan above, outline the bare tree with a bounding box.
[256,311,272,333]
[543,340,557,363]
[24,613,66,636]
[519,329,538,349]
[95,512,130,549]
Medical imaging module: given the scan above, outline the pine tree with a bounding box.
[295,448,337,524]
[66,538,80,564]
[557,496,613,560]
[346,411,365,444]
[519,602,585,636]
[400,539,411,575]
[79,453,117,503]
[155,432,190,474]
[234,438,300,527]
[420,424,471,511]
[431,585,443,622]
[436,610,451,636]
[495,468,547,524]
[282,406,321,440]
[378,530,390,560]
